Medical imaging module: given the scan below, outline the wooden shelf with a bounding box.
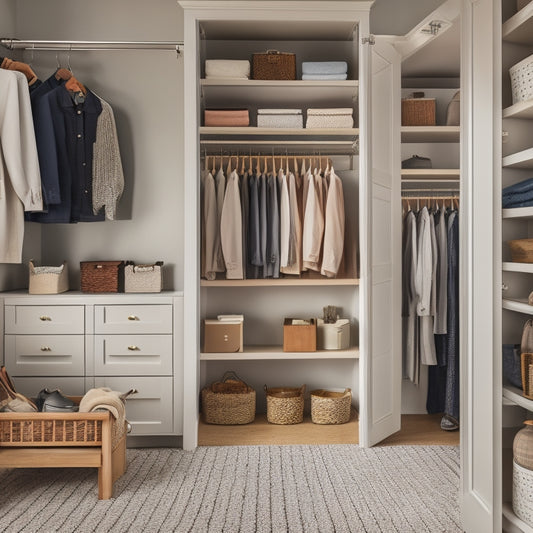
[503,385,533,412]
[502,502,533,533]
[401,169,460,181]
[502,298,533,315]
[200,79,358,88]
[503,147,533,169]
[503,207,533,219]
[401,126,460,143]
[503,262,533,273]
[502,2,533,45]
[200,345,360,360]
[503,98,533,120]
[200,126,359,136]
[201,278,359,287]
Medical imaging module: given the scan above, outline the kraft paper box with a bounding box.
[283,318,316,352]
[204,320,243,353]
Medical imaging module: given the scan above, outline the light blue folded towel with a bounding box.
[302,73,348,80]
[302,61,348,75]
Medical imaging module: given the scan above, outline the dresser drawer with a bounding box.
[5,305,85,335]
[94,305,172,334]
[94,335,173,376]
[94,376,173,435]
[11,377,90,399]
[5,335,85,376]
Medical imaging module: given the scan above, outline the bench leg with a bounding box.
[98,417,113,500]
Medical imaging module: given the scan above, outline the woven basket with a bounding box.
[401,98,436,126]
[80,261,124,293]
[510,54,533,105]
[201,372,255,425]
[124,261,163,293]
[252,50,296,80]
[521,353,533,399]
[28,260,69,294]
[508,239,533,263]
[265,385,305,425]
[310,388,352,425]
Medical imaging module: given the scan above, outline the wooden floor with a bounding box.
[198,412,459,446]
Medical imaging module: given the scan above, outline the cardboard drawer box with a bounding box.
[204,320,243,353]
[283,318,316,352]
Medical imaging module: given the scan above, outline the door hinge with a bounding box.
[362,35,375,45]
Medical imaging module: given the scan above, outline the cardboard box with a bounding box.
[204,320,243,353]
[283,318,316,352]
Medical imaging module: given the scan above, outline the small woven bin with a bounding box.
[508,239,533,263]
[311,388,352,425]
[521,353,533,400]
[265,385,305,425]
[80,261,124,293]
[201,371,255,425]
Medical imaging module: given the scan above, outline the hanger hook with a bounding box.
[29,43,35,68]
[67,44,73,73]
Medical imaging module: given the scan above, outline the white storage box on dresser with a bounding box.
[1,292,183,439]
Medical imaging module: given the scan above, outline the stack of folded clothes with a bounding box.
[257,109,303,128]
[306,108,354,128]
[301,61,348,80]
[502,177,533,208]
[205,59,251,80]
[204,108,250,127]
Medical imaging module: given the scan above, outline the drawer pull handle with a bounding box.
[128,345,140,351]
[39,316,52,321]
[128,315,139,321]
[40,346,52,352]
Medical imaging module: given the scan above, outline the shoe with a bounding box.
[37,388,78,412]
[441,414,459,431]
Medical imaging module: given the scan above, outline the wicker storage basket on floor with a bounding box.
[508,239,533,263]
[521,353,533,400]
[201,371,255,425]
[265,385,305,425]
[310,388,352,424]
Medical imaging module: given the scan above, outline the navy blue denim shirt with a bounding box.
[29,85,103,223]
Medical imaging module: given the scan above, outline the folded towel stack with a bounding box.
[306,108,354,129]
[204,109,250,127]
[502,177,533,208]
[205,59,251,80]
[301,61,348,80]
[257,109,303,128]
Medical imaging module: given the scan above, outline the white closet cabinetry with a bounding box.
[1,292,184,437]
[180,1,401,450]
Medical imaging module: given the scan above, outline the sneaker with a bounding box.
[37,388,78,412]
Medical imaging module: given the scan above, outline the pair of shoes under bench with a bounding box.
[36,388,78,412]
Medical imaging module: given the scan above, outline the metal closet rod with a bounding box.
[0,38,184,52]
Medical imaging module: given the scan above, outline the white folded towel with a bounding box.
[258,109,302,115]
[307,108,353,116]
[205,60,250,79]
[302,61,348,75]
[301,74,348,81]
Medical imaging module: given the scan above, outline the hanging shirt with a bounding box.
[265,172,280,278]
[214,169,226,272]
[240,171,251,279]
[249,172,262,278]
[434,209,448,334]
[259,173,268,278]
[220,170,243,279]
[0,70,43,263]
[281,171,302,275]
[321,167,345,278]
[29,85,103,223]
[279,170,290,268]
[203,171,219,280]
[302,168,324,271]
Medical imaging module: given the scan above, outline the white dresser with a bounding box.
[0,291,183,437]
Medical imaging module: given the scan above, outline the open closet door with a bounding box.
[359,38,402,448]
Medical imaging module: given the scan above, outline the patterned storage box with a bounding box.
[510,54,533,104]
[257,109,303,128]
[513,460,533,527]
[124,262,163,293]
[306,108,354,129]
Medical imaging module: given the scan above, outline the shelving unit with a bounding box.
[502,298,533,315]
[503,207,533,219]
[503,385,533,411]
[503,503,533,533]
[200,345,359,360]
[200,278,360,287]
[503,262,533,274]
[401,168,460,180]
[503,147,533,169]
[200,126,358,136]
[401,125,460,143]
[503,98,533,120]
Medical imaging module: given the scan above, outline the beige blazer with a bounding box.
[321,168,345,277]
[220,170,243,279]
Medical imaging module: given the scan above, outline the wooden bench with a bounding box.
[0,408,126,500]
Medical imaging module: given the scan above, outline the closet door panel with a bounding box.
[359,39,401,447]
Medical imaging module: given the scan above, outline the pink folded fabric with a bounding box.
[204,109,250,127]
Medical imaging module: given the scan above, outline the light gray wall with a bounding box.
[0,0,15,36]
[13,0,184,290]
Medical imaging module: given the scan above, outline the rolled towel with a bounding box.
[502,177,533,197]
[503,198,533,208]
[302,61,348,75]
[301,73,348,81]
[205,59,250,79]
[204,109,250,127]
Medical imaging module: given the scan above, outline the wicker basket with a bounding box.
[80,261,124,293]
[401,97,436,126]
[508,239,533,263]
[510,54,533,105]
[252,50,296,80]
[310,388,352,425]
[521,353,533,399]
[201,371,255,425]
[265,385,305,425]
[28,260,69,294]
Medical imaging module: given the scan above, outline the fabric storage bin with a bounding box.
[124,261,163,293]
[205,59,250,79]
[513,460,533,527]
[257,109,303,128]
[503,344,523,389]
[252,50,296,80]
[80,261,124,293]
[283,318,316,352]
[265,385,305,425]
[306,108,354,129]
[310,388,352,424]
[28,260,69,294]
[204,109,249,127]
[510,54,533,104]
[201,371,255,425]
[316,318,350,350]
[508,239,533,263]
[401,97,436,126]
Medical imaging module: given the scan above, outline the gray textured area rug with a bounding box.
[0,445,461,533]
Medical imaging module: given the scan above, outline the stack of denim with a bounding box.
[502,177,533,208]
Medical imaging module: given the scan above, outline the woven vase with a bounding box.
[514,420,533,470]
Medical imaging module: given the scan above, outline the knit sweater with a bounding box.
[92,98,124,220]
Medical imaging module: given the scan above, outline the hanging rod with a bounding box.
[0,38,183,53]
